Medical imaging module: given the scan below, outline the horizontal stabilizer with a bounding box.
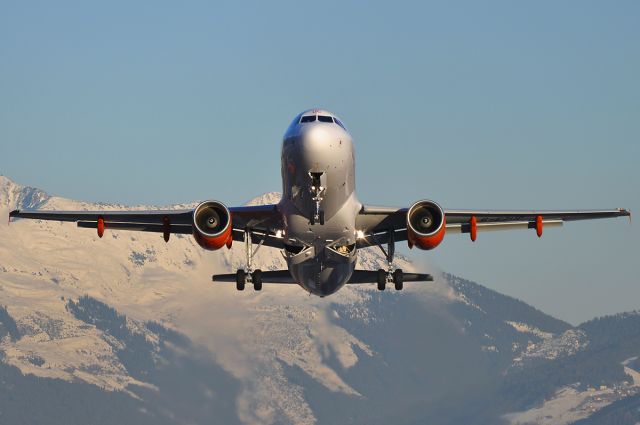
[348,270,433,284]
[212,270,295,284]
[212,270,434,285]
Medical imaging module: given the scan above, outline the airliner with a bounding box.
[10,109,630,296]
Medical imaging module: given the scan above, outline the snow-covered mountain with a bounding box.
[0,175,638,425]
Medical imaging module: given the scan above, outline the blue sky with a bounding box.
[1,1,638,323]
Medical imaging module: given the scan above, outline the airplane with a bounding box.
[9,109,631,297]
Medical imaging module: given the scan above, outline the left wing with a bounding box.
[9,204,285,248]
[356,205,630,248]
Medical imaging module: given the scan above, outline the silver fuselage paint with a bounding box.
[279,110,362,296]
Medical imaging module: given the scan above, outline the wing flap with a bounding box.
[444,208,630,224]
[446,219,563,234]
[77,221,193,235]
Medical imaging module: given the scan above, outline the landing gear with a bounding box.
[236,270,246,291]
[310,210,325,226]
[374,229,404,291]
[236,230,264,291]
[393,269,403,291]
[252,270,262,291]
[377,269,386,291]
[309,172,326,225]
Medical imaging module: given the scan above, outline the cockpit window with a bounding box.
[300,115,316,123]
[334,118,346,130]
[317,115,333,123]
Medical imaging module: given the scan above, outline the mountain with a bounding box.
[0,175,638,425]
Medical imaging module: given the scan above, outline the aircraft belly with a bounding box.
[288,252,356,297]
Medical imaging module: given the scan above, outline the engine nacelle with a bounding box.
[407,200,446,250]
[192,201,232,251]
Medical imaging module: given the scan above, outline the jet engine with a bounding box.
[406,200,446,250]
[192,201,233,250]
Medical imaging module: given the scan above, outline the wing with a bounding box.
[9,204,285,248]
[356,205,630,247]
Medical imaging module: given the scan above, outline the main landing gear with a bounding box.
[374,229,403,291]
[309,172,325,225]
[236,230,263,291]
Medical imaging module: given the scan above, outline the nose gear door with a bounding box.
[309,171,326,225]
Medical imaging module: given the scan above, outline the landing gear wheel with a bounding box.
[319,210,325,225]
[377,269,386,291]
[393,269,403,291]
[252,269,262,291]
[236,270,246,291]
[310,215,315,225]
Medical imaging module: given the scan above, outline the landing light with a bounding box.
[356,230,365,239]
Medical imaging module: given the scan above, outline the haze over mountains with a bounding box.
[0,175,639,425]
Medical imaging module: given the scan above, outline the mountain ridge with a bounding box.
[0,175,638,425]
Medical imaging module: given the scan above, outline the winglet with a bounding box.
[618,208,631,225]
[8,209,19,225]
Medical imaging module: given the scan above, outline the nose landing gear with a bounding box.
[374,229,404,291]
[309,172,325,225]
[236,230,263,291]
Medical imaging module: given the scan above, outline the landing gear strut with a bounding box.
[309,172,325,225]
[236,230,263,291]
[374,229,403,291]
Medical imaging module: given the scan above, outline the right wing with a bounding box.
[9,204,285,248]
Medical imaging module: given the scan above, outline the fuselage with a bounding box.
[279,109,361,296]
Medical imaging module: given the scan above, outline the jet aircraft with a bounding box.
[10,109,631,296]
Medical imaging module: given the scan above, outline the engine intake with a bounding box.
[192,201,232,250]
[407,200,446,250]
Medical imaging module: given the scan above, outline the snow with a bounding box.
[504,386,614,425]
[506,321,554,340]
[505,358,640,425]
[1,176,435,425]
[509,324,588,365]
[623,357,640,386]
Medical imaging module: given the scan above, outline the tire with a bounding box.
[393,269,403,291]
[319,210,325,225]
[377,269,386,291]
[252,269,262,291]
[310,215,315,225]
[236,270,246,291]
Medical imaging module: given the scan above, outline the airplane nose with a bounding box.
[300,125,332,154]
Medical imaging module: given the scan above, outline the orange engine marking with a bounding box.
[470,216,477,242]
[97,217,105,238]
[536,215,543,237]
